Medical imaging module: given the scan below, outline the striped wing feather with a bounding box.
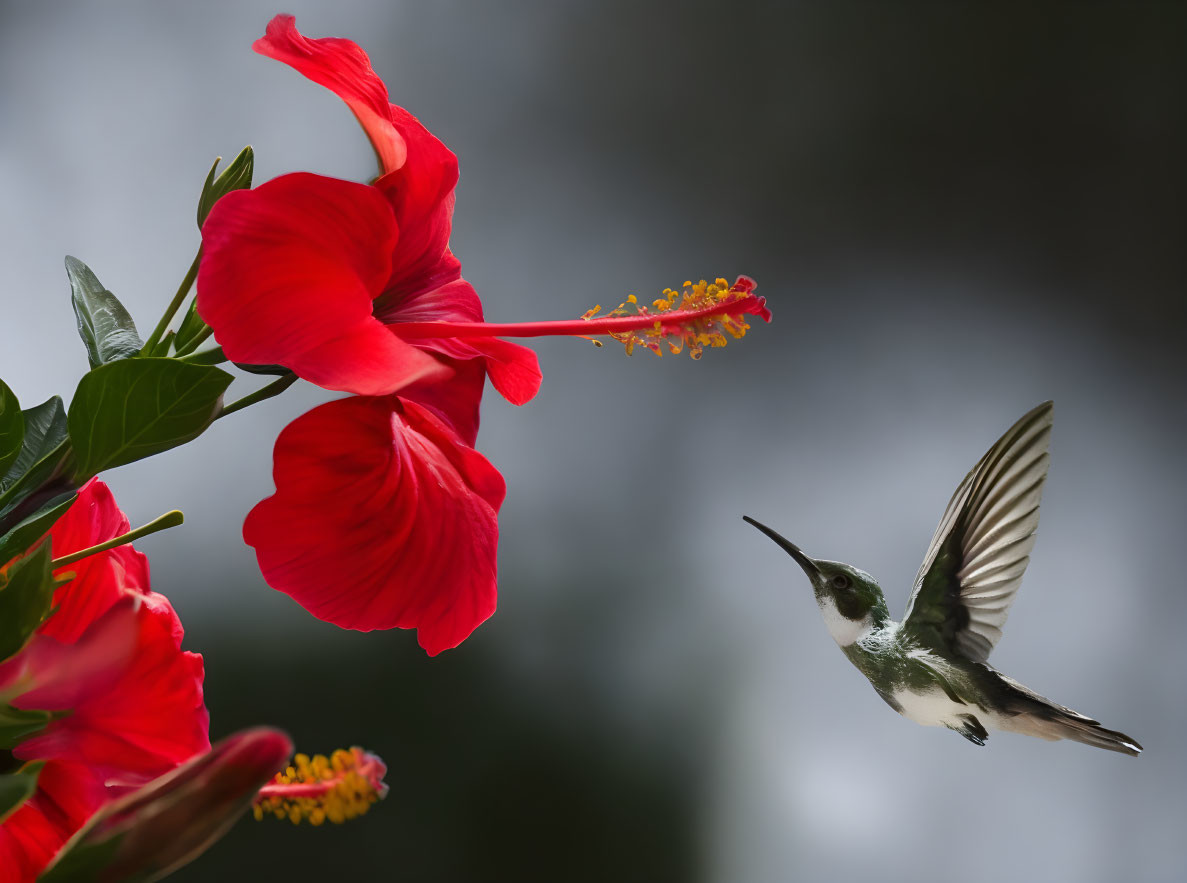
[901,402,1054,662]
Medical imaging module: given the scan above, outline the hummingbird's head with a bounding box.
[743,515,889,646]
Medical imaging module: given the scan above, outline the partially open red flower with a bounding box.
[0,481,208,882]
[41,728,296,883]
[243,394,504,656]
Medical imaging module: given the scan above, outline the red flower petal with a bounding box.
[254,16,461,319]
[0,761,104,883]
[254,14,407,176]
[372,251,470,324]
[376,275,543,407]
[41,479,149,644]
[374,145,457,289]
[15,594,209,793]
[397,357,486,448]
[198,173,451,396]
[243,395,505,655]
[0,599,139,711]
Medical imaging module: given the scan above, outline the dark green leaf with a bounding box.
[0,761,44,825]
[1,397,67,495]
[0,542,57,662]
[65,257,144,369]
[0,491,77,569]
[0,705,54,749]
[173,300,208,353]
[0,379,23,477]
[0,397,74,538]
[68,359,232,480]
[196,146,254,228]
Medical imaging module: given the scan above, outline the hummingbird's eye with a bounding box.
[831,574,851,590]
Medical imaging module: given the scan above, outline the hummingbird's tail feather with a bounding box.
[1002,707,1142,756]
[991,672,1142,756]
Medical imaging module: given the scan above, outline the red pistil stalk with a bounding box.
[393,276,769,358]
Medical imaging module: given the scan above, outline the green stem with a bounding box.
[142,247,202,355]
[174,324,215,358]
[218,373,299,419]
[179,345,227,365]
[51,510,185,569]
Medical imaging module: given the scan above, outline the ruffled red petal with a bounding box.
[254,14,408,176]
[41,479,149,644]
[198,173,452,396]
[15,594,209,793]
[243,395,505,655]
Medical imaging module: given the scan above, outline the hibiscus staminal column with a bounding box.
[389,276,770,358]
[253,748,388,826]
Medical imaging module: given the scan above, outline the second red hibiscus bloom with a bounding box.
[0,481,208,881]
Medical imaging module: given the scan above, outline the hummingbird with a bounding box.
[745,401,1141,755]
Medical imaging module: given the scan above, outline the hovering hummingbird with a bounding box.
[745,401,1141,755]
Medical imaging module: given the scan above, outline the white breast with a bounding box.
[816,595,874,647]
[890,687,970,728]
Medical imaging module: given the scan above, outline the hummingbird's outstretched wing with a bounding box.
[900,401,1053,663]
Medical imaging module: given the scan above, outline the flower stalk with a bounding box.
[142,248,202,355]
[217,373,299,419]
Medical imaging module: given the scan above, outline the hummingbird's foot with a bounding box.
[951,714,989,746]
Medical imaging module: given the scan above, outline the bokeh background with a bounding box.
[1,1,1184,880]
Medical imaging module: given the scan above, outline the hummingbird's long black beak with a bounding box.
[742,516,820,578]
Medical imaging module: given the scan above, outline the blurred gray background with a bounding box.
[1,1,1184,880]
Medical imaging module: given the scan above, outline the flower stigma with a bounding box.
[253,747,388,826]
[581,276,766,358]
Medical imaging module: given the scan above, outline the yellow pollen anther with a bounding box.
[253,747,388,827]
[580,276,765,359]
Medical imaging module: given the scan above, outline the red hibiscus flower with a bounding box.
[198,16,770,655]
[198,15,541,410]
[0,481,208,882]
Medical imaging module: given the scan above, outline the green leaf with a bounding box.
[0,398,74,545]
[0,379,23,477]
[173,300,208,353]
[196,146,254,228]
[0,542,57,662]
[65,257,144,370]
[0,491,77,570]
[0,397,68,495]
[0,705,54,749]
[68,359,232,480]
[0,761,44,825]
[150,331,175,358]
